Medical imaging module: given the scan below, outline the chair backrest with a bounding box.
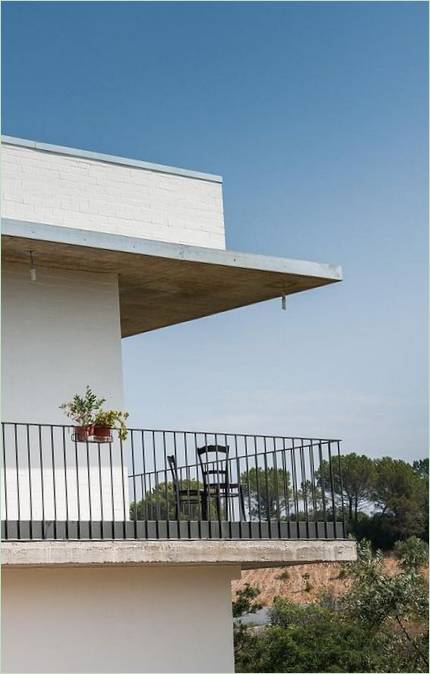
[197,445,230,487]
[167,455,179,491]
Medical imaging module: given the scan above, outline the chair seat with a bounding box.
[178,488,204,495]
[204,482,241,492]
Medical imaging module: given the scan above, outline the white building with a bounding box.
[1,136,356,673]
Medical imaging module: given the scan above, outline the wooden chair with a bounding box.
[197,444,246,521]
[167,455,204,519]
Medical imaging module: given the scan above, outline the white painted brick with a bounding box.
[2,143,226,249]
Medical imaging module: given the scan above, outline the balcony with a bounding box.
[1,423,347,542]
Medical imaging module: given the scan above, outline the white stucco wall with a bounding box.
[1,565,238,673]
[2,261,124,423]
[1,261,128,520]
[1,140,226,249]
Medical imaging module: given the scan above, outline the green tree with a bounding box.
[412,459,429,540]
[240,467,290,519]
[341,539,428,669]
[318,453,375,523]
[232,583,264,672]
[131,481,179,520]
[371,457,427,542]
[233,583,263,619]
[235,596,389,673]
[394,536,429,572]
[412,459,429,480]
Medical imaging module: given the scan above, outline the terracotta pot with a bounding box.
[93,425,112,441]
[74,425,94,442]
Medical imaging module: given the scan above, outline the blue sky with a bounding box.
[2,1,428,460]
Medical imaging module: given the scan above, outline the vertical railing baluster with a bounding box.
[309,440,318,535]
[299,439,309,538]
[86,439,92,539]
[234,435,242,531]
[203,432,209,526]
[281,438,290,536]
[141,431,147,525]
[148,472,153,520]
[109,440,115,539]
[119,436,127,538]
[152,432,160,525]
[224,433,232,537]
[39,426,45,539]
[26,424,33,539]
[172,432,181,533]
[50,427,57,538]
[193,433,202,537]
[244,436,251,527]
[2,424,8,539]
[184,432,195,536]
[74,435,80,539]
[162,431,169,535]
[131,430,137,539]
[327,441,337,538]
[253,436,262,537]
[318,441,328,538]
[291,440,299,527]
[62,426,69,539]
[263,437,270,528]
[97,441,103,539]
[14,424,20,539]
[336,440,346,537]
[272,437,281,538]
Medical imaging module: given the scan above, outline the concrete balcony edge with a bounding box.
[1,539,357,569]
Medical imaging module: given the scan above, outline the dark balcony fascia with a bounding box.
[1,519,346,542]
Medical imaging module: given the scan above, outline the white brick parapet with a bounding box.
[1,137,226,249]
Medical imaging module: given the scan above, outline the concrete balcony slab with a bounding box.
[2,538,357,569]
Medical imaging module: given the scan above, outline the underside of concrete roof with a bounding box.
[2,219,342,338]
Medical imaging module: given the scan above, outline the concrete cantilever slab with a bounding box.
[1,539,357,569]
[2,219,342,337]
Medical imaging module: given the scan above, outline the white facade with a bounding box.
[2,139,226,249]
[2,565,238,673]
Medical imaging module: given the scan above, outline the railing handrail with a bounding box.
[127,441,334,481]
[1,421,342,443]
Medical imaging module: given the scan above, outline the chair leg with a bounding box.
[202,494,209,520]
[239,486,246,521]
[216,492,222,522]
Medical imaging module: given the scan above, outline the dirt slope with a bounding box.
[232,558,402,606]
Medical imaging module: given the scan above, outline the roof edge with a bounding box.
[1,218,343,282]
[1,135,223,184]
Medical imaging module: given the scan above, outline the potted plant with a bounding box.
[94,410,129,441]
[60,386,105,441]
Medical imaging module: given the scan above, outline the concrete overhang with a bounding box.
[2,219,342,337]
[1,539,357,569]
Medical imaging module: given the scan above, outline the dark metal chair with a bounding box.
[197,444,246,521]
[167,455,205,519]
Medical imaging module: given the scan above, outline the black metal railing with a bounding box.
[1,423,346,540]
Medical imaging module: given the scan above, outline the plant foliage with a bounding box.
[59,385,105,426]
[234,538,429,673]
[95,409,129,440]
